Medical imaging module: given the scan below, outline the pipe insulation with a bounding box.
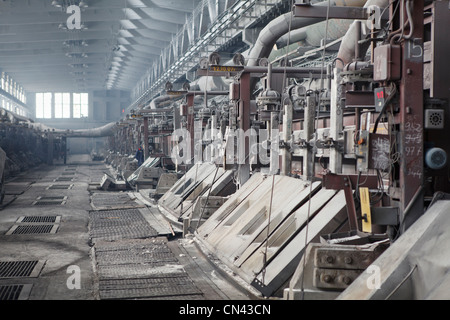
[247,0,368,67]
[27,121,119,138]
[336,0,389,67]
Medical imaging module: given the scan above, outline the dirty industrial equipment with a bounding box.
[1,0,450,302]
[98,0,450,300]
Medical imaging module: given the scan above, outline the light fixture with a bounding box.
[51,0,62,7]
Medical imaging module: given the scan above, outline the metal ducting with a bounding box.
[1,108,118,138]
[247,0,368,67]
[336,0,390,67]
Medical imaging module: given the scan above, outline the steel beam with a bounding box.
[294,3,368,19]
[397,0,425,232]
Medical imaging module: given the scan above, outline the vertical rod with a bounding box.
[238,72,251,187]
[303,95,315,180]
[143,117,149,160]
[281,97,293,176]
[329,68,343,173]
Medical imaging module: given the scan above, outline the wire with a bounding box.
[260,0,295,283]
[196,166,220,232]
[261,174,276,285]
[300,0,331,300]
[373,83,397,134]
[281,0,295,94]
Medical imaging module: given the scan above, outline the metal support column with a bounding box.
[186,94,195,165]
[303,95,315,180]
[281,97,293,176]
[47,132,54,165]
[238,72,251,187]
[397,0,425,232]
[270,111,279,175]
[329,68,343,173]
[143,116,149,160]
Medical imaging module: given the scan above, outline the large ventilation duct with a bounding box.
[276,19,353,49]
[336,0,389,68]
[64,122,119,138]
[247,0,368,67]
[28,121,118,138]
[1,108,118,138]
[145,95,184,110]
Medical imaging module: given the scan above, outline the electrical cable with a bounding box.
[300,0,331,300]
[195,166,220,232]
[260,0,294,286]
[261,174,276,285]
[373,83,397,134]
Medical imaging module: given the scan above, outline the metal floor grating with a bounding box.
[89,209,158,242]
[96,249,178,266]
[91,193,135,206]
[6,224,59,235]
[98,275,203,300]
[47,184,73,190]
[33,196,67,206]
[32,201,66,206]
[0,260,45,278]
[54,177,73,182]
[16,216,61,224]
[37,196,67,201]
[0,284,33,300]
[93,238,203,300]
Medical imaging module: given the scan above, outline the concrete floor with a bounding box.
[0,155,254,300]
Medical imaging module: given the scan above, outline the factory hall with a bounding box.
[1,0,450,304]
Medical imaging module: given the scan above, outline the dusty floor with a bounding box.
[0,155,254,301]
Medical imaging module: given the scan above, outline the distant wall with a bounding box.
[27,89,130,154]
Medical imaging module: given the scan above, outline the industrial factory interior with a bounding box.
[1,0,450,305]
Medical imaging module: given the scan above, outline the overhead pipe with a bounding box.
[275,19,354,49]
[145,94,184,110]
[336,0,390,68]
[247,0,368,67]
[1,108,119,138]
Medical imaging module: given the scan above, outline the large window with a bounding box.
[35,92,88,119]
[73,93,88,118]
[36,92,52,119]
[55,93,71,118]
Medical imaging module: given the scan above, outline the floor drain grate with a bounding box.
[6,224,59,235]
[16,216,61,224]
[0,260,45,278]
[38,196,67,200]
[98,276,203,300]
[55,177,73,182]
[33,196,67,206]
[0,284,33,300]
[33,201,66,206]
[89,209,158,242]
[47,184,73,190]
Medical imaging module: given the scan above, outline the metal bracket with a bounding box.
[311,241,390,290]
[322,173,378,231]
